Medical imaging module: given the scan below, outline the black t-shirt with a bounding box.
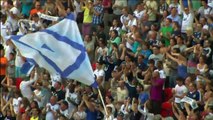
[56,89,66,101]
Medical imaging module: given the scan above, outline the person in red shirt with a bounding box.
[29,1,44,19]
[0,45,8,86]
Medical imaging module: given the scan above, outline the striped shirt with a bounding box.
[92,4,103,25]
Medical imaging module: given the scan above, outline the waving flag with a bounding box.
[11,14,97,87]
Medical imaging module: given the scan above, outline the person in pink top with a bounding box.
[150,70,164,115]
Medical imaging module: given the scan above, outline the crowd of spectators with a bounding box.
[0,0,213,120]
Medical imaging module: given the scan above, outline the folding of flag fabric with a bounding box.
[10,14,97,88]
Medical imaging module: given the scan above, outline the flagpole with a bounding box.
[97,87,108,116]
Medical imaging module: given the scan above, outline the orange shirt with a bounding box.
[30,9,44,16]
[0,57,8,75]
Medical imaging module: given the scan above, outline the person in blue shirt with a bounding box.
[82,94,98,120]
[187,83,201,102]
[137,84,149,107]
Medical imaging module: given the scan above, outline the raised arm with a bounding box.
[83,94,95,112]
[188,0,193,13]
[166,52,179,63]
[179,0,184,13]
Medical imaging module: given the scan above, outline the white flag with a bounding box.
[11,14,97,87]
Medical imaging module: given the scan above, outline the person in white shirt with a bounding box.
[65,83,80,118]
[126,14,137,32]
[119,97,131,116]
[173,77,188,109]
[94,61,105,87]
[12,91,22,114]
[180,0,194,34]
[133,3,146,20]
[198,0,213,17]
[120,8,129,32]
[73,100,87,120]
[44,95,60,120]
[0,13,12,45]
[20,66,38,101]
[5,0,20,34]
[138,100,155,120]
[58,101,70,119]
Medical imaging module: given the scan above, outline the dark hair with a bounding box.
[112,29,118,37]
[0,13,7,19]
[112,43,118,49]
[9,52,15,57]
[0,44,4,50]
[173,48,180,53]
[160,40,166,45]
[166,18,172,23]
[143,42,150,48]
[31,101,39,109]
[32,13,39,18]
[152,45,160,50]
[137,84,144,91]
[176,77,184,82]
[201,0,208,3]
[190,83,197,89]
[148,59,155,65]
[107,95,114,102]
[177,35,184,41]
[62,101,69,107]
[170,37,177,44]
[173,21,179,28]
[98,23,104,29]
[7,0,13,6]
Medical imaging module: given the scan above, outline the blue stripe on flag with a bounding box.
[42,29,86,77]
[66,13,75,21]
[11,27,87,78]
[43,29,85,51]
[12,35,63,74]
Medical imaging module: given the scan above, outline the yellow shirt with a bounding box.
[30,116,39,120]
[82,6,92,23]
